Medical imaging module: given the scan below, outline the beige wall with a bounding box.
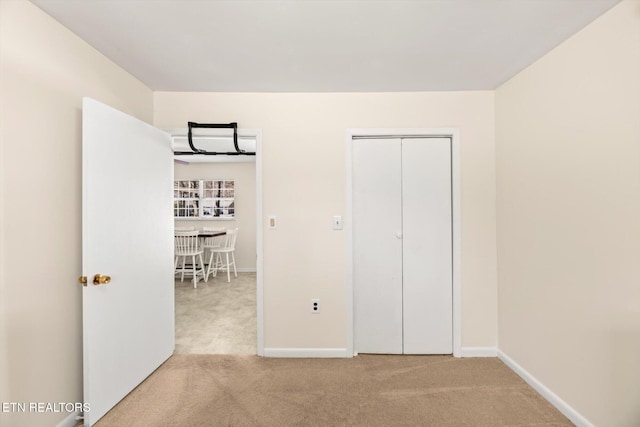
[155,91,498,350]
[6,0,637,424]
[495,1,640,426]
[174,162,257,270]
[0,1,154,426]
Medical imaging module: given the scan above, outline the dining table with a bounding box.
[197,230,226,238]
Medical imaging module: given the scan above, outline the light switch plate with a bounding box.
[332,215,343,230]
[268,215,277,229]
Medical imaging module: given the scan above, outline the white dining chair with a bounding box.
[174,230,206,288]
[201,227,226,271]
[174,227,195,269]
[206,228,238,282]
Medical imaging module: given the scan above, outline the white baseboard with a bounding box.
[263,348,350,358]
[460,347,498,357]
[267,347,496,358]
[56,411,81,427]
[236,267,256,273]
[498,350,594,427]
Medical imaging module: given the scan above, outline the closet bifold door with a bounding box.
[401,138,453,354]
[353,138,403,354]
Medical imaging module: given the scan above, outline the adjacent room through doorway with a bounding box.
[172,133,260,356]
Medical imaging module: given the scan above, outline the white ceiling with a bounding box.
[30,0,620,92]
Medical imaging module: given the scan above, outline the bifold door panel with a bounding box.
[353,139,403,354]
[353,137,453,355]
[401,138,452,354]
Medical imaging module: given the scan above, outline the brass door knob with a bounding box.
[92,274,111,285]
[78,276,88,287]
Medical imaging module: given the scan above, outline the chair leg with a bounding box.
[214,252,221,276]
[180,256,186,282]
[203,249,208,276]
[204,251,211,281]
[209,251,217,279]
[209,253,215,277]
[200,253,207,282]
[192,255,197,288]
[231,252,237,278]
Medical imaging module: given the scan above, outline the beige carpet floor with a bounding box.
[175,272,256,354]
[95,354,573,427]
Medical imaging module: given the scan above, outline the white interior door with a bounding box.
[402,138,452,354]
[82,98,174,425]
[353,138,403,354]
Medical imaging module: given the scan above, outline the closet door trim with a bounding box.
[346,128,461,357]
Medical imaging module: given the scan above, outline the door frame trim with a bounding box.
[346,128,461,357]
[254,129,264,356]
[233,128,265,356]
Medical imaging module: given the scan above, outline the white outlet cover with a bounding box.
[311,299,320,314]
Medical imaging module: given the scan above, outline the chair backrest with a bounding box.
[201,227,226,247]
[175,230,200,255]
[221,228,238,250]
[175,226,195,232]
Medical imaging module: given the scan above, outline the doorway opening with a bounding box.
[171,128,264,356]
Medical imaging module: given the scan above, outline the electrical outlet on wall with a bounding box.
[311,299,320,314]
